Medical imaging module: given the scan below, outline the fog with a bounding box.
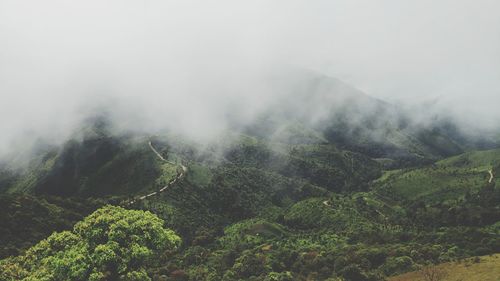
[1,0,500,157]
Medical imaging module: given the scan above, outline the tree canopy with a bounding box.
[0,205,180,281]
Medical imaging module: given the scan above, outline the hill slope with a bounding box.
[389,254,500,281]
[0,74,499,280]
[243,71,493,164]
[374,149,500,204]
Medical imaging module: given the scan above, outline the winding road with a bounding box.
[488,169,494,184]
[148,141,176,165]
[124,141,187,206]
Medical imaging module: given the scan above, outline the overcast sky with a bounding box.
[1,0,500,154]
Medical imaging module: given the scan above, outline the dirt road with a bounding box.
[125,141,187,205]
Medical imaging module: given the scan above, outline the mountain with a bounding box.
[243,71,494,165]
[1,72,492,197]
[0,133,161,197]
[0,73,499,281]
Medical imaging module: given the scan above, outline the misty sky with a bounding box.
[1,0,500,155]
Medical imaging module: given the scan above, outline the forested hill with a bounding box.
[0,76,499,280]
[240,72,497,163]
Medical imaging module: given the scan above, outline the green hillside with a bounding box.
[0,137,164,197]
[0,120,498,280]
[374,149,500,204]
[243,73,493,166]
[0,194,101,259]
[437,148,500,170]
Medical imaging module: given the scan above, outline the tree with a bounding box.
[0,205,181,281]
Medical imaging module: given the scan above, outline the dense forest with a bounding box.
[0,114,499,280]
[1,1,499,279]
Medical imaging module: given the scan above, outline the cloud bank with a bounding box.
[1,0,500,157]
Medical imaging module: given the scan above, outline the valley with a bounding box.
[0,121,498,280]
[2,1,499,280]
[0,72,498,281]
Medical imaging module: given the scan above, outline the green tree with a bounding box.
[0,205,181,281]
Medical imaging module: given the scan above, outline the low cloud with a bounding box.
[1,0,499,158]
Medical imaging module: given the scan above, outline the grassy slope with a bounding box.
[389,254,500,281]
[374,149,500,204]
[437,148,500,170]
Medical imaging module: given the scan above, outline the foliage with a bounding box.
[0,205,180,281]
[0,194,101,259]
[1,132,499,281]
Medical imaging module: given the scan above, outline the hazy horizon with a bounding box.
[1,0,500,157]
